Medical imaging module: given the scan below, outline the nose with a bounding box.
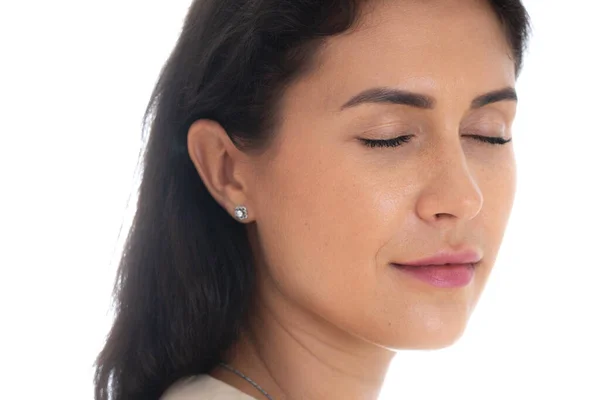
[415,142,483,225]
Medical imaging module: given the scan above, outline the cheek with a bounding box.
[478,150,516,238]
[469,149,516,290]
[253,142,402,320]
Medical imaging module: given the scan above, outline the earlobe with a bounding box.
[187,119,251,220]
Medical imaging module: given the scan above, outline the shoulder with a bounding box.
[160,374,258,400]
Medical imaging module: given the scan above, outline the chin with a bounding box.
[408,330,466,350]
[375,317,470,352]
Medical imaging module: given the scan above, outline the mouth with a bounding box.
[391,262,478,289]
[391,263,476,288]
[390,249,482,288]
[397,249,482,267]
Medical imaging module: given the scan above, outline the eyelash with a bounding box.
[360,134,512,148]
[360,135,413,148]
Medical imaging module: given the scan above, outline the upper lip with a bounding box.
[394,249,482,266]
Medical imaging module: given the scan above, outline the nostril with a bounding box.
[434,212,455,219]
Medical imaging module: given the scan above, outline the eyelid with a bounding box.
[461,117,508,135]
[359,118,422,134]
[359,134,414,148]
[360,131,413,140]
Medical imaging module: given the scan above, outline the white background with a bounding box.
[1,1,598,399]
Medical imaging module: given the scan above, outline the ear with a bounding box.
[187,119,254,221]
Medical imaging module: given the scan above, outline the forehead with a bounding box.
[290,0,515,113]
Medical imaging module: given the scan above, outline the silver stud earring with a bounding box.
[234,205,248,221]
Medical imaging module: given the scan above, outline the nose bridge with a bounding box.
[417,138,483,222]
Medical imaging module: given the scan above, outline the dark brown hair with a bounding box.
[94,1,530,399]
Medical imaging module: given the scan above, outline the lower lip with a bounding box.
[392,263,475,288]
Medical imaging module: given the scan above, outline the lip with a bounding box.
[393,263,476,288]
[391,249,482,289]
[394,249,482,267]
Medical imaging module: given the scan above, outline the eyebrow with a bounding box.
[471,87,518,108]
[340,86,517,110]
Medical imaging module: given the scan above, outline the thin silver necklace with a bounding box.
[219,362,274,400]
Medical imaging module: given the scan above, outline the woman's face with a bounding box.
[248,0,517,349]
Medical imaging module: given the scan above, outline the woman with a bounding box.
[95,0,530,399]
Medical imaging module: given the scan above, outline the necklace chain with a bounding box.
[219,362,274,400]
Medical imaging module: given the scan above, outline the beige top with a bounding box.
[161,374,258,400]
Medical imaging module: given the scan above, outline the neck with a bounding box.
[213,280,395,400]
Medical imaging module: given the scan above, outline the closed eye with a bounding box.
[359,134,511,148]
[359,135,414,148]
[464,135,512,145]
